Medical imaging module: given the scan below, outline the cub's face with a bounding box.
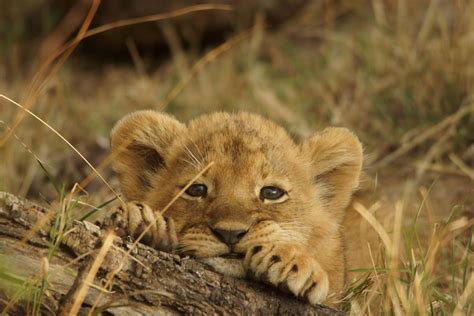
[111,111,362,276]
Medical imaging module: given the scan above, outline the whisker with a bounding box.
[190,139,206,165]
[178,156,199,169]
[184,144,202,169]
[277,221,311,241]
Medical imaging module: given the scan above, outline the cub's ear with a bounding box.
[300,127,363,219]
[111,110,185,201]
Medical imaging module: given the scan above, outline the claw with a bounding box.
[244,243,329,305]
[104,201,178,253]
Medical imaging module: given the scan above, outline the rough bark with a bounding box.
[0,192,342,315]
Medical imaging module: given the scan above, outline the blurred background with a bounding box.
[1,0,473,215]
[0,1,473,313]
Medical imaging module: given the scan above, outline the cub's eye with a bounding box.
[185,184,207,198]
[260,186,286,201]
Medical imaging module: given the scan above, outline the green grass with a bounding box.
[0,189,73,315]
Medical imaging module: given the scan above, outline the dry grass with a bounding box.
[0,0,473,315]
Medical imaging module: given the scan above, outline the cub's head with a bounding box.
[111,111,363,276]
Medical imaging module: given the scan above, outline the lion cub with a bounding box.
[107,110,376,306]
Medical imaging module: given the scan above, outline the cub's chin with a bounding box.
[199,257,246,278]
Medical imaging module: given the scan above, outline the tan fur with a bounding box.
[108,110,380,307]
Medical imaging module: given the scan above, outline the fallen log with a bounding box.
[0,192,342,315]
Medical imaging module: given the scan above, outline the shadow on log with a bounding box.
[0,192,342,315]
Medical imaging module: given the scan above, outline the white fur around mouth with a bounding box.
[199,257,246,278]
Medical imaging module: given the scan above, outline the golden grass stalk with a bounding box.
[68,231,114,316]
[449,153,474,180]
[130,161,214,250]
[454,274,474,316]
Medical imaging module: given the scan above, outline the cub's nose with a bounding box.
[212,228,248,245]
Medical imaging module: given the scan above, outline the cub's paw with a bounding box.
[104,201,178,252]
[244,243,329,305]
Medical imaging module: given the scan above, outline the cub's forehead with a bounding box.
[187,112,291,140]
[186,113,294,153]
[174,112,298,173]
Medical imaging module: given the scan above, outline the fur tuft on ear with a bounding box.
[301,127,363,220]
[111,110,185,201]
